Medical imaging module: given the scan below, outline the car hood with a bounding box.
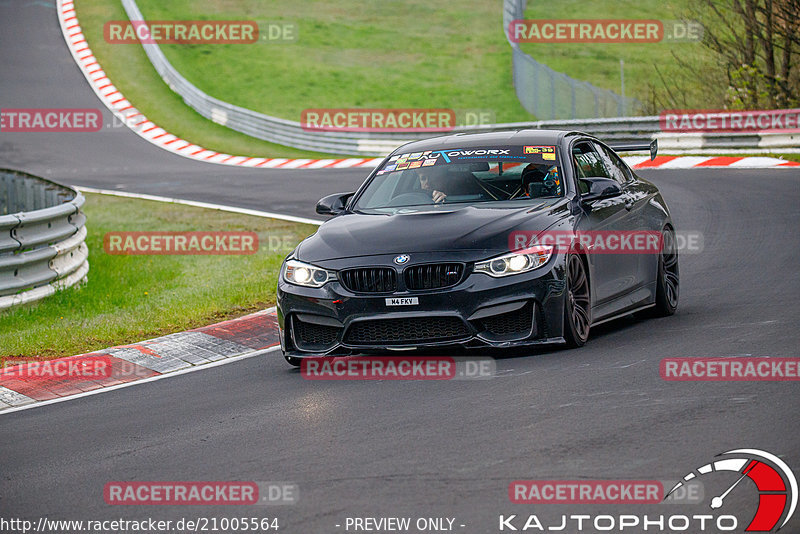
[296,200,570,264]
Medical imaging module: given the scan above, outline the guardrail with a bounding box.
[121,0,799,155]
[119,0,430,156]
[0,170,89,310]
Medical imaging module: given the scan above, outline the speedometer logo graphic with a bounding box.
[666,449,797,531]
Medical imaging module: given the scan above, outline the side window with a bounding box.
[572,142,612,194]
[596,143,632,185]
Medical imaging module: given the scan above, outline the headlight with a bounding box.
[474,246,554,277]
[282,259,336,287]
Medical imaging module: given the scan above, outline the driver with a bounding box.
[416,166,448,203]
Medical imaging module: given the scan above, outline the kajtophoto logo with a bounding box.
[500,449,795,532]
[666,449,797,532]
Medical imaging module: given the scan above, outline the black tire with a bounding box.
[563,253,591,348]
[652,226,679,316]
[284,353,302,367]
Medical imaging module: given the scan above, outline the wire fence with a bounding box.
[503,0,641,119]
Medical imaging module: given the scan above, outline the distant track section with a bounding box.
[57,0,799,170]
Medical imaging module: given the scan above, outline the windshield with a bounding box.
[354,145,563,210]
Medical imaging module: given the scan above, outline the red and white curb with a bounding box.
[0,308,280,413]
[56,1,798,172]
[56,0,381,170]
[624,155,798,169]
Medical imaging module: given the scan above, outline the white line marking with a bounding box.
[74,186,323,226]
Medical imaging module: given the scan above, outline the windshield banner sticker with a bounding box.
[382,146,558,172]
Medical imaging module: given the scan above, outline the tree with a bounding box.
[650,0,798,110]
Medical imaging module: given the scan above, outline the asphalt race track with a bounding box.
[0,1,367,221]
[1,1,799,532]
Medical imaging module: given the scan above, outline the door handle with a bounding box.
[624,197,635,211]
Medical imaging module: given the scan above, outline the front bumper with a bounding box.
[276,254,568,357]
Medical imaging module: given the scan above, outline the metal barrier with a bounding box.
[0,170,89,310]
[119,0,432,156]
[120,0,799,154]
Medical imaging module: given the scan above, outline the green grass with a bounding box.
[0,193,317,359]
[75,0,340,159]
[518,0,721,112]
[76,0,734,157]
[131,0,529,123]
[75,0,531,158]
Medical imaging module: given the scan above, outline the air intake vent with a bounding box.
[339,267,397,293]
[478,302,534,339]
[345,317,470,345]
[404,263,464,290]
[292,316,341,351]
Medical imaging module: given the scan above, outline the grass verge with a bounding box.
[75,0,529,158]
[0,193,317,359]
[75,0,342,159]
[130,0,528,122]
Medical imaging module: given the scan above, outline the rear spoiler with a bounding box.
[608,139,658,161]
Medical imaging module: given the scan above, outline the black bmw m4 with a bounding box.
[276,130,679,366]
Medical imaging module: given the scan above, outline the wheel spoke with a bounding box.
[664,273,678,289]
[574,304,589,327]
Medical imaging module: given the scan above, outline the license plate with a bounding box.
[385,297,419,306]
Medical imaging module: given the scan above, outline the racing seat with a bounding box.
[521,166,560,198]
[440,169,486,196]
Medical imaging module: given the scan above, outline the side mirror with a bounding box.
[316,192,354,216]
[580,177,622,203]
